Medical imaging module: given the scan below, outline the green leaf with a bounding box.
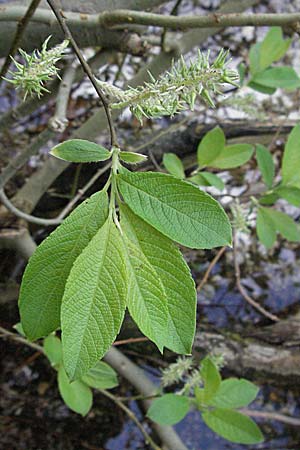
[249,42,262,75]
[202,408,264,444]
[282,124,300,187]
[19,191,109,340]
[44,334,63,368]
[122,237,168,352]
[58,366,92,416]
[194,386,206,407]
[163,153,185,179]
[274,186,300,207]
[82,361,118,390]
[257,206,300,246]
[197,127,225,168]
[256,207,277,248]
[120,204,196,354]
[117,171,232,249]
[210,378,259,409]
[256,144,275,188]
[61,219,127,380]
[252,67,300,90]
[147,394,190,425]
[50,139,111,163]
[119,151,148,165]
[237,62,246,85]
[259,192,279,205]
[264,208,300,242]
[259,27,291,72]
[201,357,221,402]
[209,144,254,169]
[13,322,25,336]
[248,80,276,95]
[190,172,224,190]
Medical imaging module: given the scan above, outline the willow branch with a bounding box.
[241,409,300,427]
[0,0,41,82]
[99,389,162,450]
[99,10,300,29]
[0,188,63,225]
[0,325,43,352]
[48,60,76,132]
[1,7,300,30]
[0,162,111,226]
[46,0,118,147]
[104,347,188,450]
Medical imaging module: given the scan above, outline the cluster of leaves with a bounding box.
[163,126,254,191]
[13,323,118,416]
[3,36,69,99]
[19,139,232,382]
[164,124,300,248]
[147,356,263,445]
[98,49,239,122]
[244,27,300,94]
[44,334,118,416]
[255,124,300,248]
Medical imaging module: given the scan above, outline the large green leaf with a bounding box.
[123,237,168,352]
[282,124,300,187]
[19,191,109,340]
[117,171,232,249]
[252,67,300,90]
[120,204,196,354]
[147,394,190,425]
[163,153,185,179]
[58,366,93,416]
[259,27,291,72]
[210,378,259,409]
[209,144,254,169]
[61,219,127,380]
[256,144,275,188]
[256,207,276,249]
[197,127,225,168]
[202,408,263,444]
[50,139,111,163]
[82,361,118,390]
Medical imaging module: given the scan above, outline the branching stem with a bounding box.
[46,0,118,147]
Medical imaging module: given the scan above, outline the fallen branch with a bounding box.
[104,347,188,450]
[2,7,300,31]
[48,60,76,132]
[99,389,162,450]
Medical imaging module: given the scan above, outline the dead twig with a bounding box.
[233,232,279,322]
[197,246,226,292]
